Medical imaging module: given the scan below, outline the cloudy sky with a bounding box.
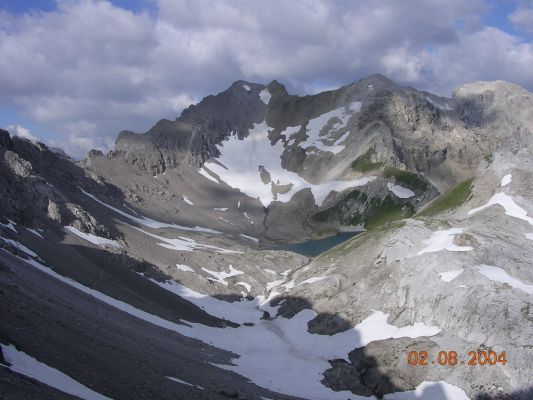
[1,0,533,158]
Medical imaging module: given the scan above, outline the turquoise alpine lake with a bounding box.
[270,231,360,257]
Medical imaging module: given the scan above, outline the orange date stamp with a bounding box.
[408,350,507,367]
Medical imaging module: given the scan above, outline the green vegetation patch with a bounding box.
[383,166,428,191]
[356,196,414,230]
[311,193,414,231]
[351,150,383,172]
[417,177,474,217]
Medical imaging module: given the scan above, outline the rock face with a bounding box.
[0,75,532,400]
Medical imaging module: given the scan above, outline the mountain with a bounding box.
[1,74,532,400]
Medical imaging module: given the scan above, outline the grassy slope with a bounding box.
[416,177,474,217]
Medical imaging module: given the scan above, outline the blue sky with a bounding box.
[1,0,532,158]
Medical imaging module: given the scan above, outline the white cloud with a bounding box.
[5,124,41,142]
[509,6,533,34]
[0,0,532,159]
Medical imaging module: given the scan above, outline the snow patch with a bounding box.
[236,281,251,292]
[242,84,251,92]
[526,233,533,240]
[198,167,219,183]
[468,192,533,226]
[239,234,259,243]
[299,276,329,285]
[0,219,17,233]
[64,226,122,248]
[1,343,111,400]
[259,88,271,104]
[500,174,512,187]
[417,228,473,255]
[383,380,469,399]
[79,187,219,234]
[438,269,464,283]
[26,228,44,238]
[477,265,533,294]
[167,376,204,389]
[142,275,260,324]
[202,265,244,286]
[137,228,241,254]
[0,236,38,257]
[176,263,194,273]
[300,101,361,154]
[182,196,194,205]
[387,183,415,199]
[213,207,228,211]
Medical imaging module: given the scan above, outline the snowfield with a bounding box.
[438,269,464,282]
[1,344,111,400]
[64,226,122,248]
[176,263,195,273]
[387,183,415,199]
[259,88,271,104]
[299,101,362,154]
[417,228,473,255]
[203,121,376,207]
[468,192,533,226]
[14,250,453,400]
[0,236,38,257]
[477,264,533,294]
[136,228,241,254]
[201,265,244,286]
[500,174,512,187]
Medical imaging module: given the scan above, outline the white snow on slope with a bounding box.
[417,228,473,255]
[1,343,111,400]
[438,269,464,282]
[468,192,533,226]
[239,234,259,243]
[242,84,251,92]
[299,276,329,285]
[64,226,122,248]
[384,380,469,399]
[142,276,260,324]
[26,228,44,238]
[300,101,362,154]
[136,228,241,254]
[213,207,228,211]
[264,268,277,275]
[477,265,533,294]
[259,88,271,104]
[387,183,415,199]
[176,264,194,273]
[526,233,533,240]
[204,121,375,207]
[167,376,204,389]
[18,254,442,400]
[236,281,251,292]
[500,174,512,187]
[79,187,219,234]
[0,236,38,257]
[202,265,244,286]
[182,196,194,205]
[266,279,286,291]
[0,219,17,233]
[281,125,302,146]
[198,167,219,183]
